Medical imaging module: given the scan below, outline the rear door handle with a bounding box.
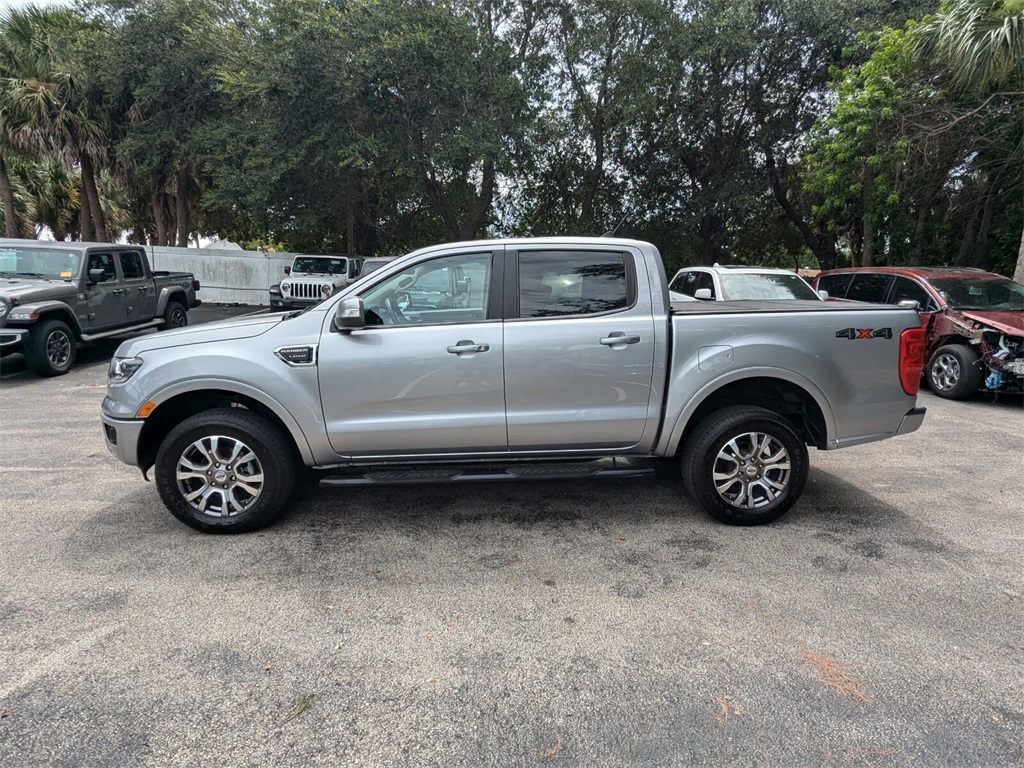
[600,333,641,347]
[447,340,490,356]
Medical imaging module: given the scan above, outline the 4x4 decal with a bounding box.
[836,328,892,340]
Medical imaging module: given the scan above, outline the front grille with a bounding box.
[288,282,330,300]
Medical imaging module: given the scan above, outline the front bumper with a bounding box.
[0,327,28,349]
[895,406,927,436]
[101,410,146,467]
[269,296,320,310]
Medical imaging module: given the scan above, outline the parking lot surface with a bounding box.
[1,310,1022,766]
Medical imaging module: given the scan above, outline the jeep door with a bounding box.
[503,247,657,450]
[319,250,506,457]
[118,249,157,322]
[80,251,123,330]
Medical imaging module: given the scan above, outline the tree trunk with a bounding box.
[79,173,95,242]
[860,166,875,267]
[764,146,836,269]
[0,151,20,238]
[910,207,927,266]
[153,199,168,246]
[176,165,189,247]
[458,160,495,241]
[1013,226,1024,284]
[80,153,106,242]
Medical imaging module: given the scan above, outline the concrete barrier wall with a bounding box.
[147,246,297,305]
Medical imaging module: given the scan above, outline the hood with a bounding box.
[957,309,1024,338]
[0,277,75,302]
[118,311,286,356]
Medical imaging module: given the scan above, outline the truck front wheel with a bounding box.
[681,406,808,525]
[25,318,76,376]
[155,408,297,533]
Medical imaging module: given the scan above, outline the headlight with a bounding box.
[0,299,9,318]
[108,356,143,383]
[321,283,333,297]
[281,282,290,294]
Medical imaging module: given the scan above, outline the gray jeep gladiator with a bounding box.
[0,239,200,376]
[101,237,927,533]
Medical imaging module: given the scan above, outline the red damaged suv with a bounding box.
[814,266,1024,400]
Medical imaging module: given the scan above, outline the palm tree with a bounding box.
[917,0,1024,281]
[0,6,110,241]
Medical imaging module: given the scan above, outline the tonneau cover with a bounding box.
[670,299,911,314]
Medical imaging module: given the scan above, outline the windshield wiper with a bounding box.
[9,271,53,279]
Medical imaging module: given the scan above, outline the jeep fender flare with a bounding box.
[156,286,189,315]
[9,300,84,337]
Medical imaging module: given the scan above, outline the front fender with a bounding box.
[141,376,317,466]
[6,300,82,335]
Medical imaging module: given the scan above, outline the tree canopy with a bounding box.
[0,0,1020,278]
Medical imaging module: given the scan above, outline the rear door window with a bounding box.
[817,273,852,298]
[517,251,630,318]
[888,276,934,310]
[845,273,892,303]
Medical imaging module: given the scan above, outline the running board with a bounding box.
[80,319,162,342]
[319,459,656,488]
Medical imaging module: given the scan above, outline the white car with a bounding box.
[669,264,825,302]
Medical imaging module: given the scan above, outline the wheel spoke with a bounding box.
[175,432,265,518]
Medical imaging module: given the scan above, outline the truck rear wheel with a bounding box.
[927,344,981,400]
[163,301,188,329]
[25,318,76,376]
[155,408,297,533]
[681,406,808,525]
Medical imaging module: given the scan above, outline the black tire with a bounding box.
[927,344,982,400]
[24,318,76,376]
[681,406,808,526]
[155,408,298,533]
[163,301,188,329]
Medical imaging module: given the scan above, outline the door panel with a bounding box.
[503,249,656,451]
[319,251,506,457]
[119,250,157,322]
[81,252,122,330]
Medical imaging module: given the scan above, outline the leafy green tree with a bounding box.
[916,0,1024,279]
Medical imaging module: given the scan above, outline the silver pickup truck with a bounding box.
[101,237,927,533]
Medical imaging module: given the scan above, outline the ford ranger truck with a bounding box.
[0,239,200,376]
[101,237,927,533]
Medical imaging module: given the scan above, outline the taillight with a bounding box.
[899,327,927,395]
[193,279,201,292]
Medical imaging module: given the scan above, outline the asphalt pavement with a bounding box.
[0,310,1022,766]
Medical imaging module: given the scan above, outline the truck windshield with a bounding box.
[0,247,80,280]
[292,256,347,275]
[719,273,820,300]
[929,277,1024,311]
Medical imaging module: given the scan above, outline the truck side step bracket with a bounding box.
[319,460,656,488]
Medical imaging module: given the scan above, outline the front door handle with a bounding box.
[600,332,641,347]
[447,340,490,356]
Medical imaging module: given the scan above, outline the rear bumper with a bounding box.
[896,406,927,436]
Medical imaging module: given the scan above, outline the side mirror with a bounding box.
[818,290,829,300]
[694,288,713,300]
[88,268,108,284]
[333,296,366,332]
[897,298,921,311]
[284,266,291,275]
